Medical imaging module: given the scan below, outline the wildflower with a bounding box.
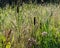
[41,31,47,36]
[27,38,36,48]
[28,38,36,43]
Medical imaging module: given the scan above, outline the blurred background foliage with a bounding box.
[0,0,60,48]
[0,0,60,7]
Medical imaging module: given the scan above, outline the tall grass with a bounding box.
[0,4,60,48]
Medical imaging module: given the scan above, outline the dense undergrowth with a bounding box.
[0,4,60,48]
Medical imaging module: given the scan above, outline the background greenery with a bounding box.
[0,0,60,48]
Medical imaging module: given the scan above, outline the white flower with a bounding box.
[42,31,47,36]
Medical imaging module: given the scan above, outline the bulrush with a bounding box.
[41,31,47,36]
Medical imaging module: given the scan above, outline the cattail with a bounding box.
[34,17,36,25]
[17,6,19,13]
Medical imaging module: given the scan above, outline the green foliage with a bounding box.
[0,33,6,48]
[0,4,60,48]
[6,42,11,48]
